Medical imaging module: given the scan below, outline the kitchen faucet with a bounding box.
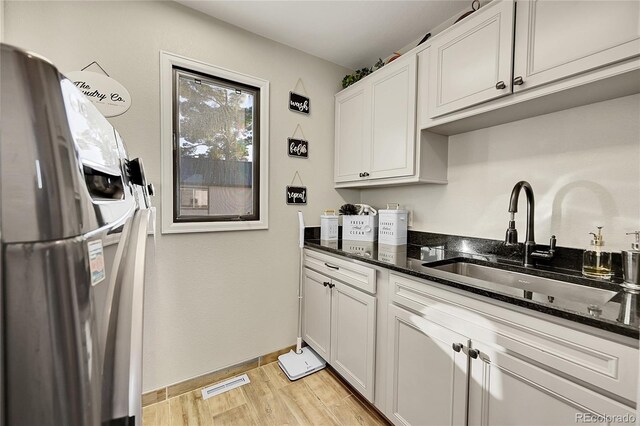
[505,181,556,267]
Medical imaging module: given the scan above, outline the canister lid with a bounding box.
[379,203,407,214]
[321,209,338,218]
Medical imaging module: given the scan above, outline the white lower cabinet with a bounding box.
[386,273,637,426]
[468,339,636,426]
[302,266,377,402]
[386,304,469,426]
[331,281,376,401]
[302,268,332,361]
[304,251,638,425]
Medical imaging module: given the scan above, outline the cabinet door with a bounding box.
[386,305,469,426]
[468,340,636,426]
[302,268,332,361]
[369,55,417,180]
[334,85,370,183]
[428,0,515,118]
[513,0,640,92]
[330,281,376,402]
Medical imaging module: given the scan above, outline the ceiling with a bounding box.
[175,1,469,70]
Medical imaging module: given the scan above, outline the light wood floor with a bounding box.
[143,362,390,426]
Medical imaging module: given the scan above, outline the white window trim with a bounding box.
[160,51,269,233]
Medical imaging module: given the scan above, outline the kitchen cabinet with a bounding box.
[386,304,468,426]
[335,55,416,185]
[427,0,515,118]
[467,339,636,426]
[420,0,640,133]
[331,279,376,402]
[513,0,640,93]
[335,85,370,183]
[302,268,332,361]
[334,56,447,188]
[303,251,377,402]
[386,272,637,426]
[368,56,416,180]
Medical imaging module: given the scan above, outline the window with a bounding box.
[174,68,259,222]
[161,52,269,233]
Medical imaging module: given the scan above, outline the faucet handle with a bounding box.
[549,235,556,251]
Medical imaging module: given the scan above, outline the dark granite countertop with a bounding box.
[304,229,639,339]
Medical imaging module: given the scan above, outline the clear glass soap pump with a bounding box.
[582,226,613,280]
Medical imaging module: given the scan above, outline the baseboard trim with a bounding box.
[142,344,296,407]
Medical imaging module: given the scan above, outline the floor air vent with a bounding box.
[201,374,251,400]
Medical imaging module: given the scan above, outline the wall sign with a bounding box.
[288,138,309,158]
[287,171,307,205]
[286,186,307,205]
[289,91,310,115]
[65,70,132,117]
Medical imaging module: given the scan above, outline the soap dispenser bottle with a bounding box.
[621,231,640,288]
[582,226,613,280]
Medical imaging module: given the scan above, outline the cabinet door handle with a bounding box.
[452,343,463,353]
[468,348,479,359]
[328,283,335,289]
[495,81,506,90]
[513,76,524,85]
[359,172,364,177]
[322,281,330,287]
[362,172,370,177]
[324,262,339,270]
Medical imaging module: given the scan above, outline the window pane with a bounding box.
[175,70,257,221]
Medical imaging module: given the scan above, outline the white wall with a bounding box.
[0,0,5,43]
[5,0,357,391]
[362,94,640,251]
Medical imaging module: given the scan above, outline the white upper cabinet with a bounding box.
[513,0,640,92]
[369,56,416,180]
[428,0,515,118]
[334,55,445,188]
[335,86,370,183]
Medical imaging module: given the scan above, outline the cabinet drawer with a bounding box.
[304,249,376,294]
[389,272,639,403]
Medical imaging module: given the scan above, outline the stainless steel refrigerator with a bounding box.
[0,44,154,425]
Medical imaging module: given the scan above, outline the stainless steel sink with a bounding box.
[428,261,618,306]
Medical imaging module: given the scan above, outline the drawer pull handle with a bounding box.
[495,80,506,90]
[452,343,463,353]
[328,283,335,289]
[324,262,340,270]
[323,281,330,287]
[468,348,479,359]
[513,76,524,85]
